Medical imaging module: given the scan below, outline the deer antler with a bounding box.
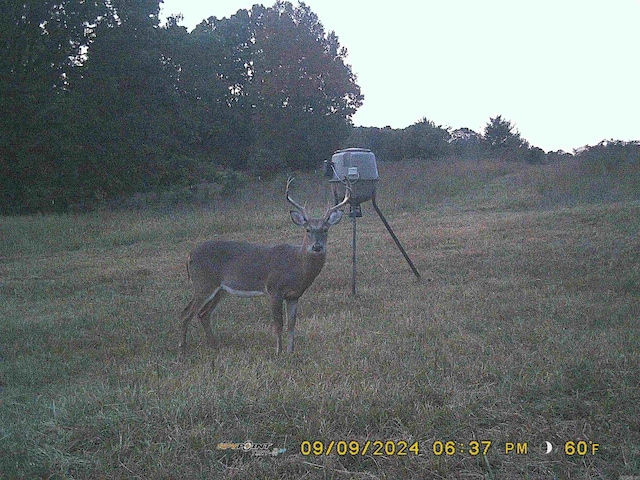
[286,177,309,221]
[324,178,351,221]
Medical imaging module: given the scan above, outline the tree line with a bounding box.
[348,116,562,165]
[2,1,637,214]
[349,117,638,167]
[1,1,361,213]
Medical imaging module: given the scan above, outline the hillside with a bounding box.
[1,158,639,479]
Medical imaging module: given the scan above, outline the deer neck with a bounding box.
[298,235,327,276]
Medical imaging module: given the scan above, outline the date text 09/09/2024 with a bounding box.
[299,440,600,456]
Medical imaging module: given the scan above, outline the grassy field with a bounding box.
[1,157,639,479]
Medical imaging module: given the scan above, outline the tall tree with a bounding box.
[483,115,528,160]
[72,0,186,196]
[402,117,451,160]
[0,1,109,211]
[247,1,363,170]
[173,10,256,167]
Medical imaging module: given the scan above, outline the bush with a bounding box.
[246,147,283,178]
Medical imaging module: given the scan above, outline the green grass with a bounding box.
[1,158,639,479]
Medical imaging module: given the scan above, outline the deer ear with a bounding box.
[326,210,343,226]
[290,210,307,226]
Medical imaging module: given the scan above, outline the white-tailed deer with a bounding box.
[179,177,350,355]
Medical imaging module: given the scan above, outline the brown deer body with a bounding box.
[179,178,350,355]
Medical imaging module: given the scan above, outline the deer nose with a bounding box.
[312,243,324,253]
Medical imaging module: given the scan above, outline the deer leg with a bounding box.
[196,288,225,349]
[285,299,298,354]
[179,298,197,355]
[271,295,284,355]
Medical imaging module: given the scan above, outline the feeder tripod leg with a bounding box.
[351,210,357,295]
[371,197,421,280]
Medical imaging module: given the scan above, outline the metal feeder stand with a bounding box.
[325,148,421,295]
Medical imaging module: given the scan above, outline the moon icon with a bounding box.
[544,441,553,454]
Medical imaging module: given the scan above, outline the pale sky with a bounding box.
[160,0,639,153]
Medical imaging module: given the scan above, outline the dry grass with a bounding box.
[1,158,639,479]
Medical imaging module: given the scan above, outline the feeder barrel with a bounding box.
[329,148,379,206]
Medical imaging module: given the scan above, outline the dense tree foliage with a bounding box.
[1,1,110,211]
[482,115,537,162]
[483,115,523,150]
[1,1,362,213]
